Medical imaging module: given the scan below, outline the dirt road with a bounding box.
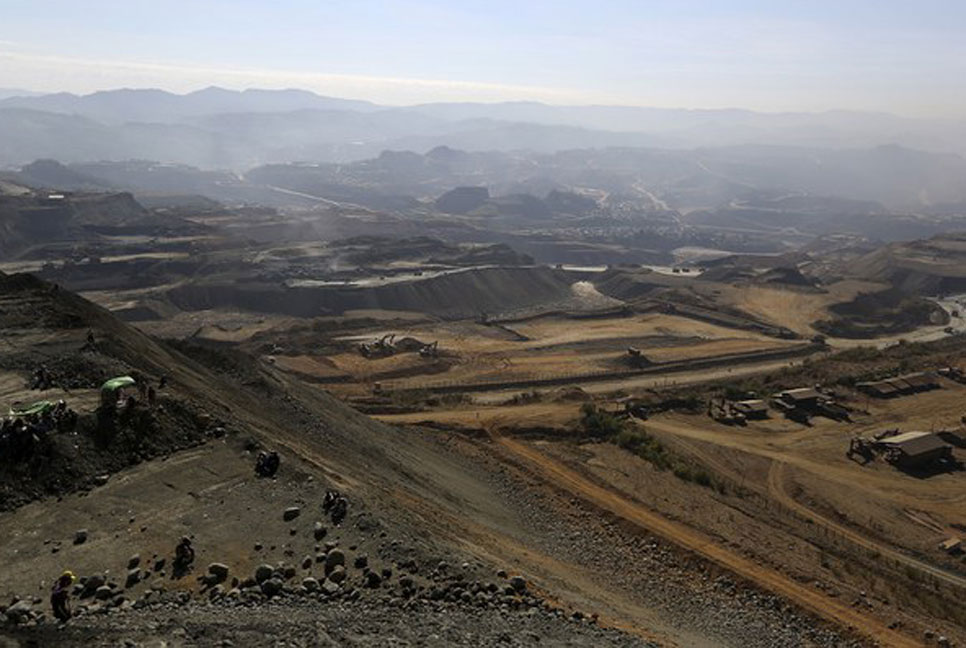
[494,435,921,648]
[767,461,966,592]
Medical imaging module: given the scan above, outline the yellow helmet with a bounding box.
[61,570,76,583]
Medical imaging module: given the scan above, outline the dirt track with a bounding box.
[494,434,921,648]
[767,461,966,592]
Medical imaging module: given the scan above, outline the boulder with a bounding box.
[94,585,114,600]
[510,576,527,593]
[321,579,341,596]
[127,554,140,569]
[324,549,345,575]
[125,569,140,588]
[260,578,283,598]
[254,564,274,584]
[4,600,33,624]
[74,529,88,545]
[82,574,106,597]
[353,554,368,569]
[328,566,346,584]
[313,522,327,540]
[302,577,319,592]
[207,563,230,583]
[365,571,382,588]
[282,507,301,522]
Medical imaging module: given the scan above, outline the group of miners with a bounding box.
[29,365,55,391]
[0,401,78,459]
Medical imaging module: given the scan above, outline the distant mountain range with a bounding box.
[0,86,379,123]
[0,88,42,100]
[3,87,966,170]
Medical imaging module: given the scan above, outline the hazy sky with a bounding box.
[1,0,965,115]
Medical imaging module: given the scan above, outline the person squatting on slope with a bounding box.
[323,490,348,526]
[50,570,75,622]
[255,450,280,478]
[173,536,195,574]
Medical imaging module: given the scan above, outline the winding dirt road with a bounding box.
[494,434,920,648]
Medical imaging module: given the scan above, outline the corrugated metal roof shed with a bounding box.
[881,431,950,456]
[780,388,822,401]
[735,399,768,411]
[885,378,913,392]
[901,372,937,388]
[857,381,897,395]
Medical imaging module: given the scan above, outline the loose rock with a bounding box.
[254,564,274,584]
[207,563,230,583]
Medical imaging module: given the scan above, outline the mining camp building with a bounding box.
[775,388,823,408]
[857,372,940,398]
[733,399,769,419]
[879,431,952,469]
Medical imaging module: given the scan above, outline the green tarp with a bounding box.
[101,376,136,393]
[9,400,54,417]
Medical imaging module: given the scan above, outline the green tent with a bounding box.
[9,400,54,417]
[101,376,136,393]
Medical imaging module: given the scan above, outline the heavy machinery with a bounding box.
[419,341,439,358]
[359,334,396,359]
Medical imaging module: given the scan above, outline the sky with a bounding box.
[1,0,965,116]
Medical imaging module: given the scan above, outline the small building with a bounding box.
[879,431,952,469]
[858,372,939,398]
[856,381,898,398]
[776,388,823,408]
[884,377,914,394]
[733,399,769,419]
[900,372,939,392]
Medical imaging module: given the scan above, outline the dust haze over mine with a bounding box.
[3,2,966,647]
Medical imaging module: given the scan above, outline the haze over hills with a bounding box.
[4,87,966,170]
[9,142,966,218]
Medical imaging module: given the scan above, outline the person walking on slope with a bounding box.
[50,570,75,622]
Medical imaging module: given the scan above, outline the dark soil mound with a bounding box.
[814,288,947,338]
[167,266,573,319]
